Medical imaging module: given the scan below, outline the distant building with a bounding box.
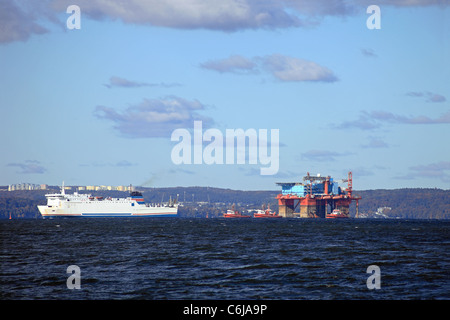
[8,183,133,192]
[8,183,41,191]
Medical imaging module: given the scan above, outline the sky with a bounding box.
[1,0,449,191]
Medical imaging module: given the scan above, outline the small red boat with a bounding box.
[223,205,251,218]
[253,205,282,218]
[326,209,349,219]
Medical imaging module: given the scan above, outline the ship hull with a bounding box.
[38,205,177,218]
[37,186,178,218]
[254,214,282,218]
[325,209,349,219]
[325,214,349,219]
[223,214,251,218]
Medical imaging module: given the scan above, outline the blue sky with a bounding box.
[1,0,449,191]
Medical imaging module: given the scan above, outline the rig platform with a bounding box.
[276,172,361,218]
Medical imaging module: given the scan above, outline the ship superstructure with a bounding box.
[253,204,282,218]
[222,204,251,218]
[37,184,178,218]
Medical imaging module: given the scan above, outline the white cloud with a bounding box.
[370,110,450,124]
[406,91,447,103]
[105,76,150,88]
[335,110,450,129]
[80,160,137,167]
[94,96,213,138]
[356,0,447,7]
[396,161,450,182]
[301,150,347,162]
[0,0,49,44]
[361,48,378,58]
[361,137,389,148]
[104,76,181,89]
[283,0,358,16]
[51,0,303,31]
[410,161,450,176]
[50,0,449,31]
[200,55,257,74]
[260,54,338,82]
[7,160,47,174]
[201,54,338,83]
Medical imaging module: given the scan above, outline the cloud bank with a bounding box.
[2,0,447,44]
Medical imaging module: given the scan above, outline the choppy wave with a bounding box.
[1,218,449,299]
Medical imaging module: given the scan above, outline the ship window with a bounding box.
[132,203,134,206]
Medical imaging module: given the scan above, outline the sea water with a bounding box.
[1,218,449,300]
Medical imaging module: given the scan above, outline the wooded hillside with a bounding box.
[1,187,448,219]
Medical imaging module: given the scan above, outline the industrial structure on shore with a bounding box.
[276,172,361,218]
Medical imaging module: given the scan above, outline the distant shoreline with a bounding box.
[1,187,449,219]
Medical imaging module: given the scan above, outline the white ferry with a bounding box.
[37,184,178,218]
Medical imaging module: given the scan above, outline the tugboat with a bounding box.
[326,209,349,219]
[223,204,251,218]
[253,204,282,218]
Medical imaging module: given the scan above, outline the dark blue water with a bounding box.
[1,218,449,300]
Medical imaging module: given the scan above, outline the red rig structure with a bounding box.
[276,172,361,218]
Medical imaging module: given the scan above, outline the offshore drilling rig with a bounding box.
[276,172,361,218]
